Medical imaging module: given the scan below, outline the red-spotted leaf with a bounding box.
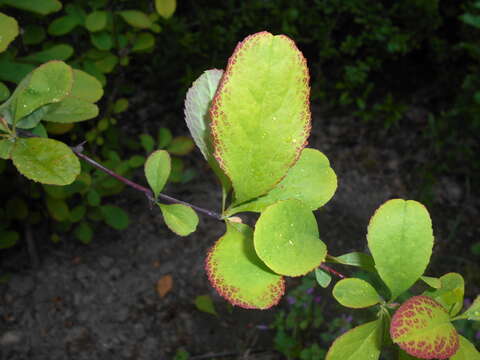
[210,31,311,204]
[367,199,434,300]
[205,222,284,309]
[390,296,459,359]
[326,319,383,360]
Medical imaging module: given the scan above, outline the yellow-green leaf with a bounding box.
[144,150,171,198]
[159,203,198,236]
[0,12,19,53]
[155,0,176,19]
[333,278,382,308]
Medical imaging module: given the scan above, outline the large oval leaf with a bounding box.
[326,319,383,360]
[210,31,311,204]
[333,278,382,309]
[11,137,80,185]
[205,222,284,309]
[367,199,433,300]
[0,12,19,53]
[155,0,176,19]
[390,296,459,359]
[254,199,326,276]
[227,148,336,214]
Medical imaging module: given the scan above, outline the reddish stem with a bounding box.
[320,263,346,279]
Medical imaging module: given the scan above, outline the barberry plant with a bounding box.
[0,31,478,359]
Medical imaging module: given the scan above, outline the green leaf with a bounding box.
[0,0,62,15]
[0,139,13,159]
[329,252,376,273]
[43,96,99,123]
[128,155,144,168]
[22,25,46,45]
[157,127,172,148]
[184,69,230,190]
[254,199,326,276]
[424,273,464,317]
[450,335,480,360]
[367,199,433,300]
[101,205,129,230]
[118,10,152,29]
[48,15,81,36]
[159,203,198,236]
[19,44,74,63]
[194,295,217,316]
[390,296,459,359]
[11,137,80,185]
[421,276,441,289]
[0,12,19,53]
[30,123,48,138]
[211,32,311,204]
[74,221,93,244]
[155,0,176,19]
[185,69,223,161]
[460,13,480,29]
[87,189,101,206]
[113,98,128,113]
[140,134,155,153]
[46,196,70,221]
[132,32,155,52]
[90,31,113,51]
[94,53,118,73]
[315,267,332,288]
[15,105,49,129]
[9,61,73,122]
[227,148,336,214]
[85,11,108,32]
[145,150,171,198]
[326,319,383,360]
[69,205,86,222]
[333,278,382,308]
[0,230,19,249]
[205,222,284,309]
[0,60,35,84]
[71,69,103,103]
[82,60,106,86]
[167,136,195,155]
[454,295,480,321]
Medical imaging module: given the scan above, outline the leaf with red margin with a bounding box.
[390,296,459,359]
[210,31,311,205]
[205,222,284,309]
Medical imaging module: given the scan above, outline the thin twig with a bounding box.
[71,143,223,220]
[320,263,346,279]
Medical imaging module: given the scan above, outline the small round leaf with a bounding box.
[254,199,326,276]
[159,203,198,236]
[333,278,382,308]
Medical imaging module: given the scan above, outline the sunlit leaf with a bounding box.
[454,295,480,321]
[155,0,176,19]
[329,252,376,273]
[450,335,480,360]
[326,319,383,360]
[211,31,311,204]
[118,10,152,29]
[227,148,336,214]
[421,276,441,289]
[390,296,459,359]
[367,199,433,300]
[0,12,19,53]
[144,150,171,198]
[254,199,326,276]
[333,278,382,308]
[159,203,198,236]
[315,267,332,288]
[205,222,284,309]
[43,96,99,123]
[1,0,62,15]
[424,273,464,316]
